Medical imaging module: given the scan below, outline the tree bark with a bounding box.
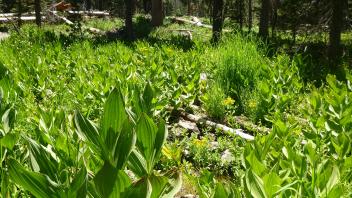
[248,0,252,31]
[328,0,344,61]
[151,0,163,26]
[239,0,244,30]
[212,0,224,43]
[187,0,191,15]
[143,0,151,13]
[125,0,135,40]
[17,0,22,27]
[86,0,92,10]
[259,0,271,38]
[34,0,41,27]
[271,0,278,38]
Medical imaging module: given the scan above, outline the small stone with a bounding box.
[221,149,234,163]
[209,141,219,150]
[181,194,197,198]
[178,119,199,133]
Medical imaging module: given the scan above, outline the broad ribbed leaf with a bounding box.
[263,172,282,198]
[136,113,158,172]
[128,150,149,178]
[93,161,131,198]
[1,108,15,133]
[327,186,343,198]
[149,175,168,198]
[0,133,17,150]
[74,111,103,156]
[160,171,182,198]
[122,177,152,198]
[102,88,127,150]
[213,183,228,198]
[69,167,88,198]
[113,119,136,169]
[154,121,168,164]
[27,138,59,180]
[142,82,154,116]
[8,159,58,198]
[245,170,267,198]
[246,151,266,176]
[1,170,9,198]
[320,166,340,196]
[94,161,118,197]
[111,171,132,198]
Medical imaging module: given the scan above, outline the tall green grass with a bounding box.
[207,33,304,124]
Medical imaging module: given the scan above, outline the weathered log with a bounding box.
[0,11,109,18]
[170,17,231,32]
[188,104,271,134]
[178,109,255,141]
[0,16,46,23]
[48,11,103,34]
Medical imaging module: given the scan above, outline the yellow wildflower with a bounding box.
[223,97,235,106]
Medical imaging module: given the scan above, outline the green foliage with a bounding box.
[213,35,304,124]
[203,85,226,121]
[0,20,352,197]
[7,87,182,197]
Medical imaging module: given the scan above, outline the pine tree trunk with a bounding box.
[259,0,271,38]
[17,0,22,27]
[35,0,41,27]
[188,0,191,15]
[248,0,253,31]
[86,0,92,10]
[212,0,224,43]
[143,0,150,13]
[151,0,164,26]
[125,0,135,40]
[328,0,344,61]
[239,0,244,30]
[271,2,278,38]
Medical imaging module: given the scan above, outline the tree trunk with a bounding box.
[98,0,103,10]
[239,0,244,30]
[328,0,344,61]
[212,0,224,43]
[248,0,252,31]
[151,0,163,26]
[34,0,41,27]
[188,0,191,15]
[143,0,151,13]
[271,2,278,38]
[17,0,22,27]
[86,0,92,10]
[259,0,271,38]
[125,0,135,40]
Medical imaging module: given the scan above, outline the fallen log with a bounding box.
[0,11,109,18]
[170,17,231,32]
[0,16,46,23]
[67,11,109,16]
[181,102,271,134]
[48,11,103,34]
[177,109,255,141]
